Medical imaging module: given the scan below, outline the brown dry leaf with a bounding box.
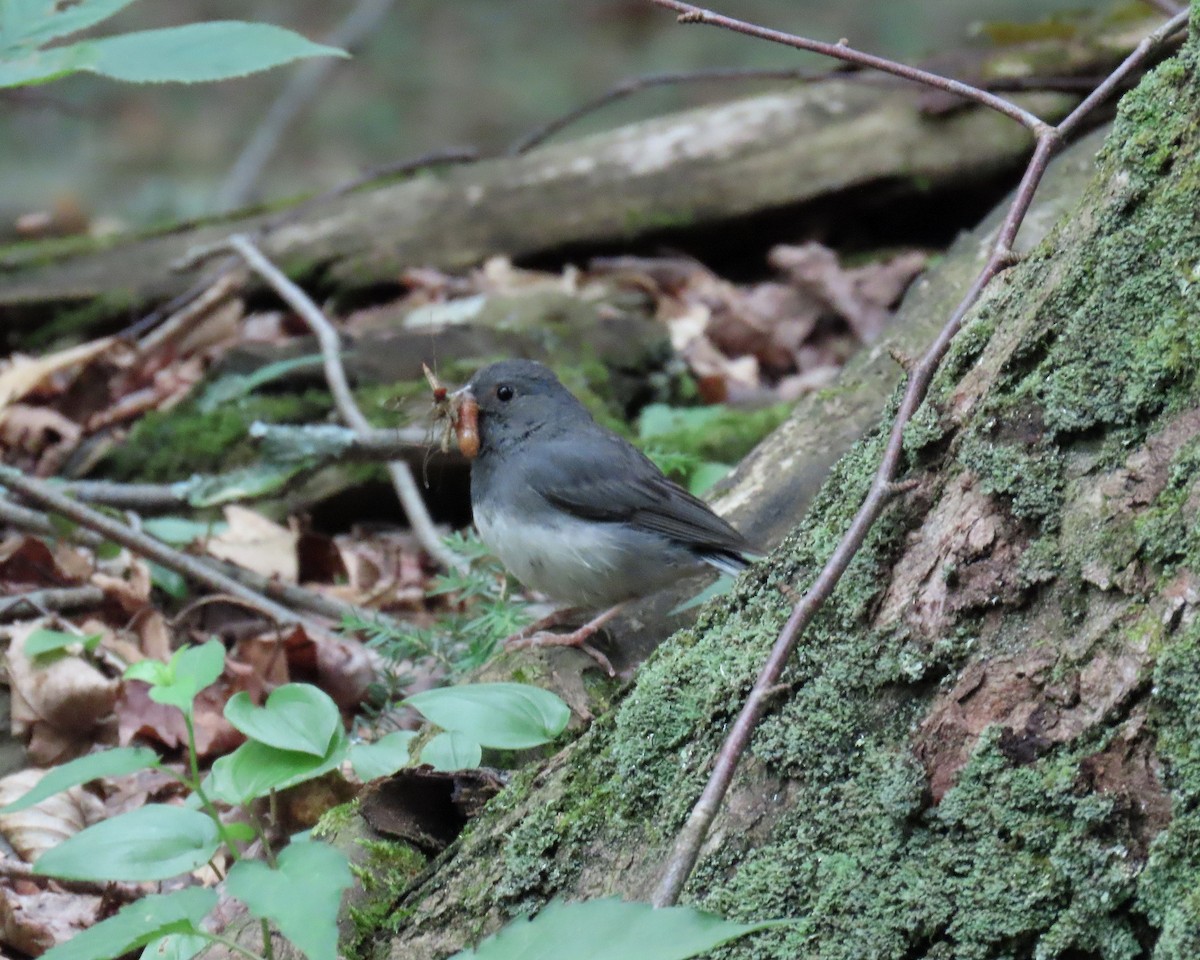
[0,768,104,863]
[768,243,925,344]
[0,885,101,955]
[7,622,119,764]
[91,557,152,615]
[0,537,77,592]
[327,530,427,609]
[231,636,290,693]
[0,338,115,413]
[117,679,242,761]
[206,507,298,582]
[0,405,82,475]
[282,627,377,710]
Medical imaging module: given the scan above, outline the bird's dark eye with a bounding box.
[496,384,514,402]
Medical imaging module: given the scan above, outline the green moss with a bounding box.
[345,838,428,959]
[1133,438,1200,571]
[1138,627,1200,957]
[100,389,338,481]
[958,432,1065,526]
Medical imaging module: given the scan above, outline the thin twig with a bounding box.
[135,267,245,356]
[650,1,1190,908]
[221,234,463,572]
[508,67,848,154]
[508,66,1117,156]
[0,586,106,621]
[0,465,330,637]
[0,489,410,635]
[216,0,398,212]
[646,0,1049,134]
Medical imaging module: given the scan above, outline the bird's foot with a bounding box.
[503,603,627,676]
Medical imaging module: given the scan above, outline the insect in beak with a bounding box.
[422,363,480,459]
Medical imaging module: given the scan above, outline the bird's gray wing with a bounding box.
[524,432,753,558]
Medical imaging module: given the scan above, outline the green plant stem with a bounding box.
[260,918,275,960]
[183,713,243,856]
[198,931,268,960]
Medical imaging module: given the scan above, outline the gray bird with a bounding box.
[454,359,755,671]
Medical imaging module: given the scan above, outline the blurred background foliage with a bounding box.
[1,0,1114,231]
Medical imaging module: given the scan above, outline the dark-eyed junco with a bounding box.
[452,359,756,672]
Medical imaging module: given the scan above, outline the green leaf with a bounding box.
[1,747,160,813]
[148,561,189,599]
[39,888,215,960]
[142,516,227,546]
[209,729,348,805]
[24,628,101,659]
[225,684,341,757]
[186,463,306,507]
[688,461,731,495]
[0,22,346,89]
[447,899,786,960]
[404,683,570,750]
[141,932,209,960]
[419,731,482,771]
[196,354,326,412]
[124,659,172,687]
[95,539,124,560]
[668,575,736,617]
[128,640,225,718]
[3,0,142,50]
[35,805,221,882]
[349,731,417,780]
[84,22,346,84]
[227,838,352,960]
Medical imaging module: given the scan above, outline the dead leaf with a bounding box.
[0,768,104,863]
[206,507,298,582]
[91,558,152,615]
[7,622,118,764]
[0,885,101,955]
[0,405,82,475]
[0,339,115,413]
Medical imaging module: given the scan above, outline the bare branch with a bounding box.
[0,465,329,637]
[0,586,106,621]
[646,0,1049,134]
[221,234,463,572]
[651,0,1191,908]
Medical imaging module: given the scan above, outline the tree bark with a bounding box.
[354,17,1200,960]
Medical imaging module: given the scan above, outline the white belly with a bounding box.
[474,507,693,608]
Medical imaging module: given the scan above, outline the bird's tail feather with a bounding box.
[700,549,759,578]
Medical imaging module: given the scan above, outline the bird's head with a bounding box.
[454,359,591,459]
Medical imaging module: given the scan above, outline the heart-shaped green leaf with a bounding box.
[39,888,215,960]
[225,684,341,757]
[447,898,787,960]
[208,728,348,805]
[404,683,570,750]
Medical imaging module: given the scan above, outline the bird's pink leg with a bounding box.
[504,607,580,645]
[505,603,628,676]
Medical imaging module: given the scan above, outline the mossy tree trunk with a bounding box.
[353,12,1200,960]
